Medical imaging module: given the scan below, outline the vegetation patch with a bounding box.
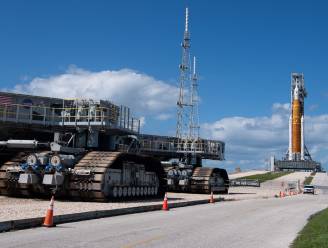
[291,208,328,248]
[303,176,314,185]
[237,171,292,183]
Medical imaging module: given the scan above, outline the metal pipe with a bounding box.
[127,108,130,130]
[0,139,39,149]
[123,106,126,129]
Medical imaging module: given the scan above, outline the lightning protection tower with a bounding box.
[176,8,200,157]
[190,56,200,140]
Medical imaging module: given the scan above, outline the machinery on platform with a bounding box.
[0,93,166,201]
[272,73,321,172]
[0,91,226,200]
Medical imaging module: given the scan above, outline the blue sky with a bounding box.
[1,0,328,171]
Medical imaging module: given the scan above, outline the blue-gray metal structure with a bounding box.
[0,90,226,200]
[0,91,224,161]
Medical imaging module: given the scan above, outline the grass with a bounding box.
[237,171,292,183]
[303,171,316,185]
[303,176,314,185]
[291,208,328,248]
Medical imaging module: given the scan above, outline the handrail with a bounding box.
[139,138,221,156]
[0,103,140,133]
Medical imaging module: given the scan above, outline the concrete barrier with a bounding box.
[0,197,225,233]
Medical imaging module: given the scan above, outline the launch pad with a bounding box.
[273,73,322,172]
[274,160,321,172]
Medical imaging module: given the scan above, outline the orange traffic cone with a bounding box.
[43,195,55,227]
[162,193,169,211]
[209,191,215,204]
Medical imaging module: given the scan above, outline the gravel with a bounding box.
[0,172,310,222]
[0,193,215,222]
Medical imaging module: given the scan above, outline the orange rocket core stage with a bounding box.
[292,99,301,153]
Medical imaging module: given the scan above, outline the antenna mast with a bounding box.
[176,7,191,141]
[176,8,200,154]
[190,56,200,140]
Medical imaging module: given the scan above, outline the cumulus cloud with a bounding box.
[202,103,328,171]
[272,103,290,114]
[155,113,173,121]
[12,66,179,118]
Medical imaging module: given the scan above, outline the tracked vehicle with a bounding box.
[0,92,227,201]
[0,92,165,201]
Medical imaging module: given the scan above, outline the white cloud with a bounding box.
[202,103,328,171]
[272,103,290,114]
[12,66,179,117]
[155,113,173,121]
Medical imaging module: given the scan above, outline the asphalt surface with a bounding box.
[312,172,328,194]
[1,190,328,248]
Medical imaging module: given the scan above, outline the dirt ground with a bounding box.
[0,172,310,222]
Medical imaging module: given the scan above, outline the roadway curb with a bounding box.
[0,197,225,233]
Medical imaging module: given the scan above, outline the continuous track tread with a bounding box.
[0,151,165,201]
[191,167,229,194]
[66,151,121,201]
[189,167,214,194]
[0,152,29,196]
[67,151,165,201]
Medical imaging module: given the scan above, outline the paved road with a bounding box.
[261,172,310,189]
[312,172,328,194]
[228,172,310,200]
[1,193,328,248]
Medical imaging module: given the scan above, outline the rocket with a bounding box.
[278,73,321,171]
[288,82,305,161]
